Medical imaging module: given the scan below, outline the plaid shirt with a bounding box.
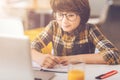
[31,20,120,64]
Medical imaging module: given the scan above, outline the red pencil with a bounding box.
[95,70,118,79]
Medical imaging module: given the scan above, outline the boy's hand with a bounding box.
[41,54,60,68]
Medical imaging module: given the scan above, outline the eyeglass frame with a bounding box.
[54,12,79,22]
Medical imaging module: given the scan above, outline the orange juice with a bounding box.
[68,69,84,80]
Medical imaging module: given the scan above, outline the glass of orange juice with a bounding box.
[68,62,85,80]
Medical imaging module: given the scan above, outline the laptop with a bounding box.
[0,35,34,80]
[0,18,55,80]
[0,34,55,80]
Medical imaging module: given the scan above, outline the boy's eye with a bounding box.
[67,14,75,17]
[68,14,74,17]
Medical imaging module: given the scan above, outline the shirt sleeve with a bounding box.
[31,21,53,52]
[89,24,120,65]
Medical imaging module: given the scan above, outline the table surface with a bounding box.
[51,64,120,80]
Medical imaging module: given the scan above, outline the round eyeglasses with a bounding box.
[54,12,78,21]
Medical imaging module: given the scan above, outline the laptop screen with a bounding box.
[0,35,34,80]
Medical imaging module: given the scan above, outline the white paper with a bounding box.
[42,64,68,73]
[32,61,68,73]
[32,61,41,70]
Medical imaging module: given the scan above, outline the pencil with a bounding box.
[95,70,118,79]
[37,37,49,52]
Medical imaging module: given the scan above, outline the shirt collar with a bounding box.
[62,24,84,36]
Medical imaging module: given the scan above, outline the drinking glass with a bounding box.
[68,62,85,80]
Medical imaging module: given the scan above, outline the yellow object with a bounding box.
[68,69,84,80]
[24,28,52,54]
[33,0,38,9]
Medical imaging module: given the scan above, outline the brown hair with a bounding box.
[50,0,90,24]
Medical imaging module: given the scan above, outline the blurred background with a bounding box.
[0,0,119,30]
[0,0,107,30]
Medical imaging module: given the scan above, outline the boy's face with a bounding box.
[55,11,81,33]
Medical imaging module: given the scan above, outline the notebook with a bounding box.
[0,35,34,80]
[33,61,68,73]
